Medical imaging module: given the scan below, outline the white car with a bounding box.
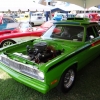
[30,12,46,26]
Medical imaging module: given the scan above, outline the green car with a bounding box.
[0,18,100,94]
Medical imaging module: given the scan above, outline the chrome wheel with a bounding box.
[64,69,75,89]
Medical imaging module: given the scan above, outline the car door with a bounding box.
[14,23,33,42]
[85,25,100,60]
[77,25,100,69]
[9,31,32,43]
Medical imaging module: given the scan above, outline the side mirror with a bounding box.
[98,30,100,34]
[89,35,94,39]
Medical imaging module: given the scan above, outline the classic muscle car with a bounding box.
[0,21,53,47]
[0,18,100,94]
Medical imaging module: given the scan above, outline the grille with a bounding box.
[0,55,39,79]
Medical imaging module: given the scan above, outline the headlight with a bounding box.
[32,68,44,81]
[24,65,45,81]
[38,71,44,80]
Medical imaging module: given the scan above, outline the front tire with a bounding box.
[57,68,76,93]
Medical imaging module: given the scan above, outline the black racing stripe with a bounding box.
[47,44,91,72]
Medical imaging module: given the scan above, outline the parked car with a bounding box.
[0,18,100,94]
[15,13,29,22]
[53,13,67,21]
[29,12,46,25]
[76,13,100,22]
[0,20,53,47]
[0,16,19,30]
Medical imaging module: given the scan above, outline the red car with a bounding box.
[76,13,100,22]
[87,13,100,22]
[0,21,53,47]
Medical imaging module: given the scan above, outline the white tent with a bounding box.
[0,0,51,11]
[88,6,99,10]
[62,4,84,11]
[60,0,100,9]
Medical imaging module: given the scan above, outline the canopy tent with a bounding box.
[50,8,68,13]
[54,4,84,11]
[60,0,100,9]
[0,0,51,11]
[88,6,99,10]
[45,8,68,21]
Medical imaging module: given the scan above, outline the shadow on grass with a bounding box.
[0,56,100,100]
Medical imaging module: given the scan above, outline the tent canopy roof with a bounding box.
[0,0,51,11]
[61,0,100,8]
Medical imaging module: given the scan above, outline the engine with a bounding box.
[26,42,63,63]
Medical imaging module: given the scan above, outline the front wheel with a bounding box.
[57,68,76,93]
[1,40,16,47]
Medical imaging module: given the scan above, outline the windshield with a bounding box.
[18,22,32,31]
[41,25,84,41]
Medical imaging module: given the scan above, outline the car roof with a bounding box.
[53,18,98,25]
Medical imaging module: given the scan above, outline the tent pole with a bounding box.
[83,0,86,17]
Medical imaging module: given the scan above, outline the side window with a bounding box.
[86,27,95,41]
[2,18,14,23]
[2,18,7,24]
[95,25,100,33]
[92,26,99,36]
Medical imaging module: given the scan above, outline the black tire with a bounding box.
[29,22,34,27]
[57,68,76,93]
[1,40,16,47]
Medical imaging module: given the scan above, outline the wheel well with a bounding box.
[69,63,77,71]
[0,39,16,47]
[57,63,77,82]
[57,63,78,92]
[63,63,78,75]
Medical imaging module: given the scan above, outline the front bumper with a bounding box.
[0,62,49,94]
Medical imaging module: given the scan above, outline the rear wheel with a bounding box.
[57,68,76,93]
[1,40,16,47]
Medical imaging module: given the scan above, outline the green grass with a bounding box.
[0,57,100,100]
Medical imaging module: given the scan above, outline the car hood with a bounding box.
[0,39,86,72]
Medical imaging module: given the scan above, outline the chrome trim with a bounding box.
[0,54,44,81]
